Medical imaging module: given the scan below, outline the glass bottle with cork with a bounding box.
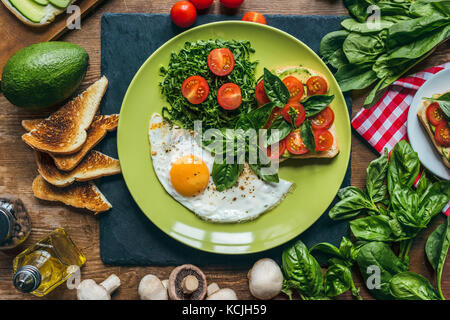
[12,228,86,297]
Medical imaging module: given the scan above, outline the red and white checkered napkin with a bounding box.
[351,62,450,216]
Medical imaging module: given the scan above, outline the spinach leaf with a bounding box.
[410,0,450,17]
[211,161,243,191]
[303,95,335,117]
[389,272,441,300]
[343,32,386,64]
[366,150,389,202]
[387,140,421,194]
[323,264,361,299]
[282,241,324,299]
[425,218,450,300]
[263,68,290,107]
[341,18,395,34]
[357,242,408,300]
[344,0,375,22]
[264,116,292,147]
[335,63,378,92]
[319,30,350,69]
[329,188,377,220]
[300,120,315,152]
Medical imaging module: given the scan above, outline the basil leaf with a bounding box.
[212,161,243,191]
[329,189,377,220]
[387,140,421,194]
[263,68,290,107]
[300,120,315,152]
[357,242,408,300]
[264,116,292,147]
[244,102,276,130]
[282,241,324,299]
[303,95,335,117]
[366,151,389,202]
[425,218,450,300]
[423,93,450,119]
[249,162,279,183]
[337,186,365,199]
[389,272,441,300]
[323,264,354,298]
[350,215,403,242]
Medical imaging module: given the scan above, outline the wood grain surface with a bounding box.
[0,0,449,300]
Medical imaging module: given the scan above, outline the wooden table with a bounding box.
[0,0,449,300]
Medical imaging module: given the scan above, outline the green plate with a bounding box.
[118,21,351,254]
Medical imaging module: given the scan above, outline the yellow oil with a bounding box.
[13,228,86,297]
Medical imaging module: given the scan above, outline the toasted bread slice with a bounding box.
[32,175,112,213]
[417,94,450,168]
[36,150,121,187]
[279,124,339,162]
[22,77,108,155]
[23,114,119,171]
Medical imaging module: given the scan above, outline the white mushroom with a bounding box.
[77,274,121,300]
[138,274,168,300]
[207,282,220,297]
[206,288,238,300]
[248,258,283,300]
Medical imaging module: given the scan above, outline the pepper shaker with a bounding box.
[0,197,31,250]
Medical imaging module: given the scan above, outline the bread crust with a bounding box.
[32,175,112,213]
[417,97,450,168]
[22,76,108,155]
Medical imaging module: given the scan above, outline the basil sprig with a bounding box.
[300,120,315,151]
[263,68,290,107]
[303,94,335,117]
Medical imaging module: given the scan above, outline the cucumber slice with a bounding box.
[33,0,49,5]
[48,0,70,8]
[9,0,46,23]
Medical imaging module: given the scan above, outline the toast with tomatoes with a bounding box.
[417,91,450,168]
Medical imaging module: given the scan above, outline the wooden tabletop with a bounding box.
[0,0,449,300]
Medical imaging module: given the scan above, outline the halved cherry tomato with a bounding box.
[314,129,334,152]
[264,107,282,129]
[311,107,334,130]
[281,103,306,127]
[242,12,267,24]
[170,1,197,28]
[306,76,328,95]
[286,130,309,155]
[217,83,242,110]
[181,75,210,104]
[207,48,235,76]
[265,138,286,160]
[255,79,270,105]
[426,102,446,126]
[283,76,304,102]
[435,122,450,147]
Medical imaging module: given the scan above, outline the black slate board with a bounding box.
[99,13,352,266]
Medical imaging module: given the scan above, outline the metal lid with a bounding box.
[0,207,13,244]
[13,265,42,293]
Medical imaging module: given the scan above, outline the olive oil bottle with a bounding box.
[12,228,86,297]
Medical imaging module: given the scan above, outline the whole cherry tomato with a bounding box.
[189,0,213,10]
[220,0,244,9]
[170,1,197,28]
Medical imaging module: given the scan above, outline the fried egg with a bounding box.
[148,113,293,223]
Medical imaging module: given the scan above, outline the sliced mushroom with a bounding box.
[168,264,207,300]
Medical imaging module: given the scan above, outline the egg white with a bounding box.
[148,113,293,223]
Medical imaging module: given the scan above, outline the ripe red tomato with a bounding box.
[189,0,213,10]
[283,76,304,102]
[207,48,235,76]
[426,102,446,126]
[281,103,306,127]
[314,129,334,152]
[311,107,335,130]
[242,12,267,24]
[255,79,270,105]
[170,1,197,28]
[181,76,209,104]
[217,83,242,110]
[220,0,244,9]
[306,76,328,95]
[286,130,309,155]
[265,138,286,160]
[435,122,450,147]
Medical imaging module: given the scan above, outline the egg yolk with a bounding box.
[170,155,210,197]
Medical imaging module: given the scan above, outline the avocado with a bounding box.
[277,67,315,84]
[442,147,450,161]
[9,0,46,23]
[48,0,70,8]
[1,42,89,109]
[33,0,49,5]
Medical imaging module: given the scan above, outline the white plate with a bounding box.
[407,68,450,180]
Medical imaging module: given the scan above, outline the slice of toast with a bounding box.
[22,76,108,155]
[279,124,339,162]
[23,114,119,171]
[417,95,450,168]
[32,175,112,213]
[36,150,121,187]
